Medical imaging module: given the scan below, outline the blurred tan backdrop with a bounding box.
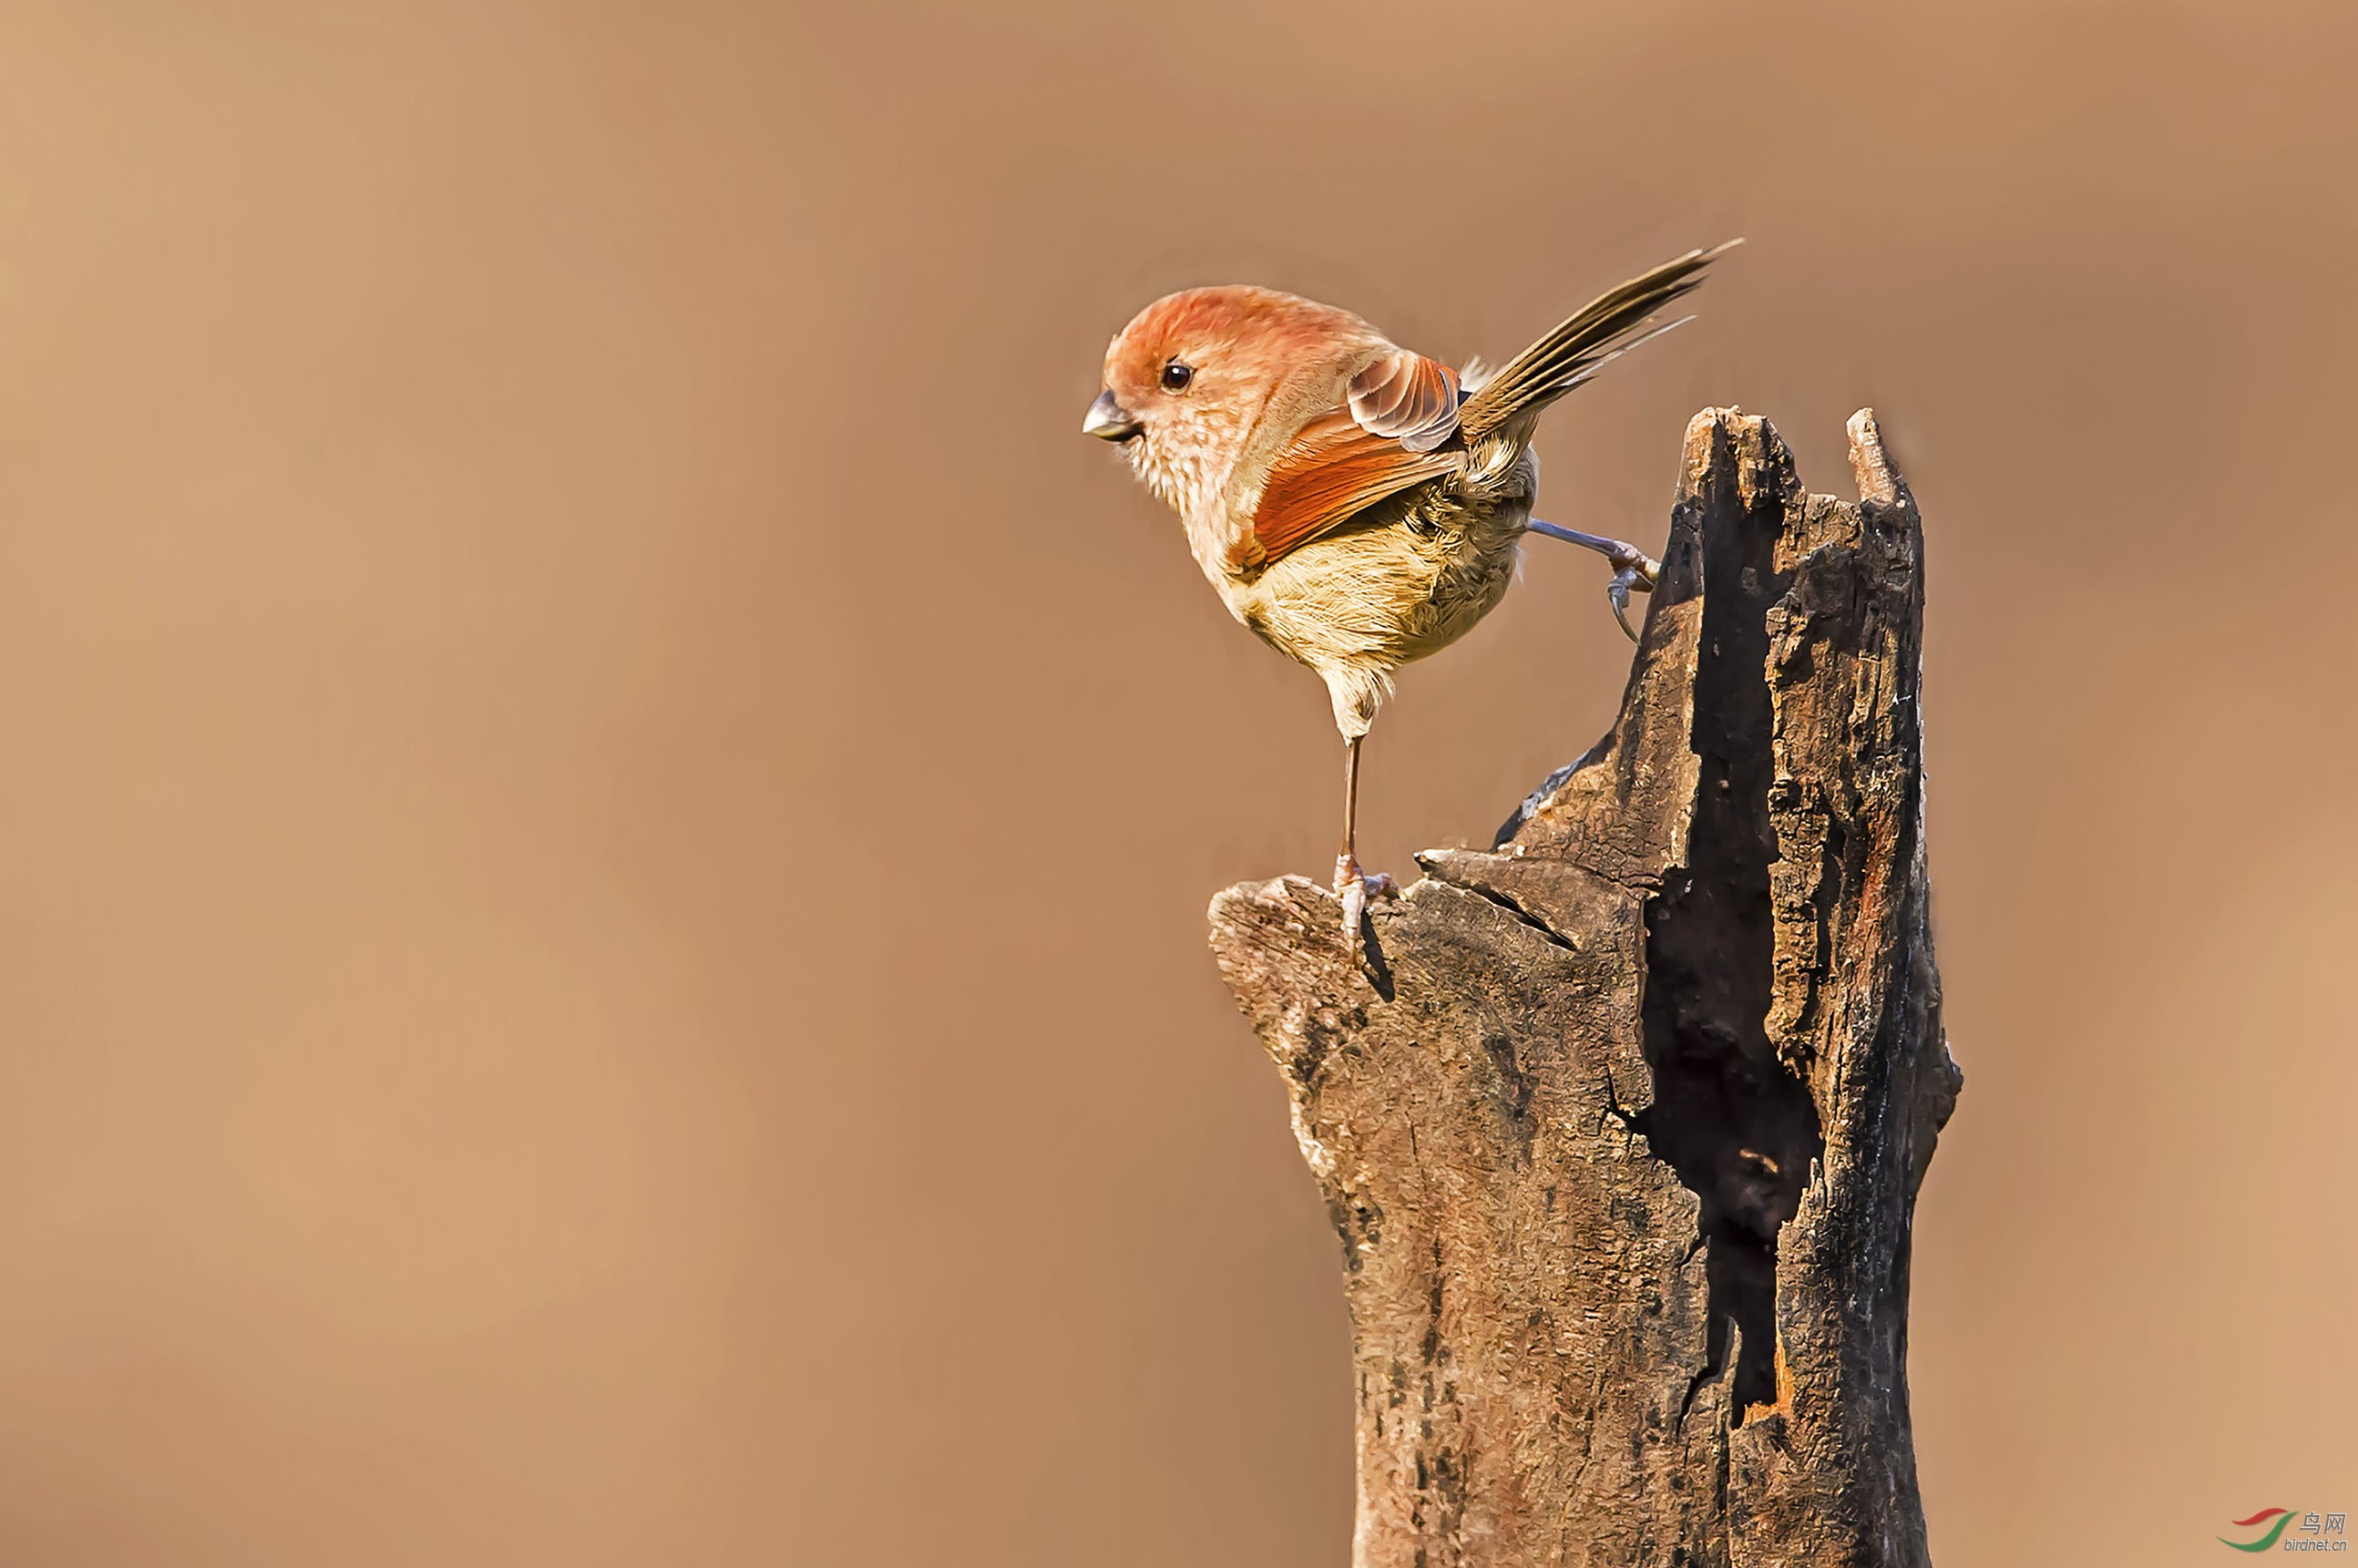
[1,2,2353,1564]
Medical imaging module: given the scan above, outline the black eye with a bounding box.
[1160,360,1194,392]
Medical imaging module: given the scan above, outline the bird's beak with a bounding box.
[1082,390,1143,442]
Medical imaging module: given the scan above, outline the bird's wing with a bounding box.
[1243,407,1458,569]
[1346,347,1461,453]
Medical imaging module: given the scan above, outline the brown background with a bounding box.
[2,2,2353,1563]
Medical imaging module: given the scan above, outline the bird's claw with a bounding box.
[1525,519,1659,643]
[1605,547,1659,644]
[1607,566,1642,641]
[1335,860,1398,958]
[1339,877,1366,952]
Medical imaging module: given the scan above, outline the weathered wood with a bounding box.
[1209,408,1961,1568]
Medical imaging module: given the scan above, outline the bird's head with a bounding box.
[1085,285,1385,517]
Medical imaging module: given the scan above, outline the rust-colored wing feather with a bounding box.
[1347,349,1461,453]
[1246,410,1457,569]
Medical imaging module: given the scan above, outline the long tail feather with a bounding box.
[1459,239,1740,439]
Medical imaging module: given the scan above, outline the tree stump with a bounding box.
[1209,409,1963,1568]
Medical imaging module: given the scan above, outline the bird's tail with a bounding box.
[1457,240,1740,441]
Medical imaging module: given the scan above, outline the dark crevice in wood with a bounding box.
[1630,469,1821,1423]
[1437,874,1577,953]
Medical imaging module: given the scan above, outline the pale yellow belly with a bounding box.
[1205,441,1540,738]
[1224,502,1527,680]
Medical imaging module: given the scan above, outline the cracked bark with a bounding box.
[1210,409,1962,1568]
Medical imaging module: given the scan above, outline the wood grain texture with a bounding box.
[1210,408,1962,1567]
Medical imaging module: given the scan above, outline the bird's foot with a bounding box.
[1334,857,1398,956]
[1604,558,1657,643]
[1525,519,1662,642]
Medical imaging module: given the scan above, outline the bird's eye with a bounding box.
[1160,360,1194,392]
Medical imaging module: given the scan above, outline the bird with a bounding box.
[1083,241,1738,955]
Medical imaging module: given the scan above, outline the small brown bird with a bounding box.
[1085,242,1737,948]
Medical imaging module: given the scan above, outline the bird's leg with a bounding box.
[1526,519,1662,642]
[1337,733,1367,948]
[1333,733,1394,953]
